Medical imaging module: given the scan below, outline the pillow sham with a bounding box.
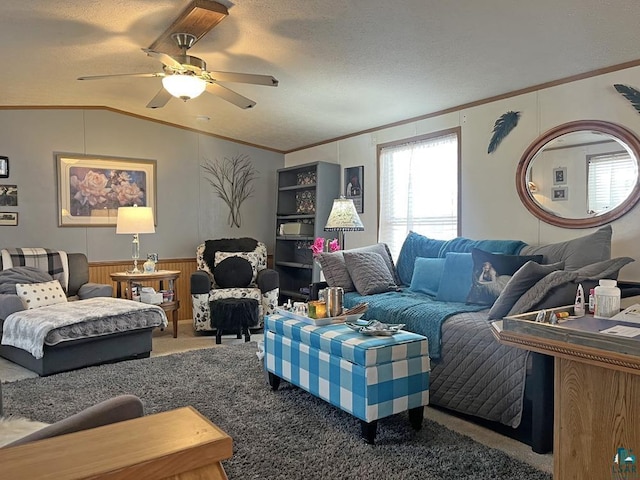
[488,261,565,320]
[466,249,543,306]
[15,280,67,310]
[519,225,611,270]
[343,251,398,295]
[507,256,634,316]
[214,251,259,286]
[409,257,446,296]
[435,252,474,303]
[396,232,447,285]
[316,252,355,292]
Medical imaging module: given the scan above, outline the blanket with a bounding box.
[0,267,53,294]
[1,248,69,292]
[343,289,486,359]
[1,297,168,359]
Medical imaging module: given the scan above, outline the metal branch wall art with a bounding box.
[488,111,521,154]
[201,153,258,228]
[614,84,640,115]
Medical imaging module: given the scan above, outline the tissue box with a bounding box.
[282,223,314,235]
[141,292,163,305]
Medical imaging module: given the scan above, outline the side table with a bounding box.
[110,270,181,338]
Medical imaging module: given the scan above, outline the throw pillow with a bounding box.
[435,253,474,303]
[519,225,612,270]
[213,256,253,288]
[409,257,446,296]
[396,232,447,285]
[15,280,67,309]
[343,251,398,295]
[466,249,543,306]
[488,261,565,320]
[316,252,355,292]
[214,251,260,286]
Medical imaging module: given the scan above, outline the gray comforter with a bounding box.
[429,310,528,428]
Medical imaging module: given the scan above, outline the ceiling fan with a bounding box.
[78,1,278,110]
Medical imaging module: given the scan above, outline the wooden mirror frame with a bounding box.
[516,120,640,228]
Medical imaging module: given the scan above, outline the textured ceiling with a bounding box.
[2,0,640,153]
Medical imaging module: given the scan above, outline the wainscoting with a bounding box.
[89,258,197,320]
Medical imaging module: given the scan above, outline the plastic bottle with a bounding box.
[594,279,621,318]
[588,288,595,314]
[574,284,585,317]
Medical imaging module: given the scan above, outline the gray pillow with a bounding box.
[316,252,355,292]
[519,225,611,270]
[343,251,398,295]
[488,261,564,320]
[317,243,398,292]
[507,256,634,316]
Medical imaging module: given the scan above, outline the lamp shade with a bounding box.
[324,197,364,231]
[116,206,155,234]
[162,74,206,101]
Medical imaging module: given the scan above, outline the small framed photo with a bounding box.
[344,165,364,213]
[553,167,567,185]
[0,184,17,206]
[0,212,18,226]
[0,156,8,178]
[552,187,568,201]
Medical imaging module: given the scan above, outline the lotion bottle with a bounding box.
[574,283,585,317]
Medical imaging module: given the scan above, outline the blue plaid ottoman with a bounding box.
[264,314,430,444]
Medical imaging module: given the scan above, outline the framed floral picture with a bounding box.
[56,153,157,227]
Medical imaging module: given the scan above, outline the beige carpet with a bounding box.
[0,320,552,474]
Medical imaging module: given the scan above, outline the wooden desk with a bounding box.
[0,406,233,480]
[493,309,640,480]
[111,270,181,338]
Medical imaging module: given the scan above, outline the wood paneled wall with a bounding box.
[89,258,197,320]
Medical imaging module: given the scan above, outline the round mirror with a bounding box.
[516,120,640,228]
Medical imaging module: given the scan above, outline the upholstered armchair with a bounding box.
[190,238,279,332]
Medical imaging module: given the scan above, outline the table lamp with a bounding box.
[324,196,364,249]
[116,206,155,273]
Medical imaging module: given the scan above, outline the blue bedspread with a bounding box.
[343,289,487,360]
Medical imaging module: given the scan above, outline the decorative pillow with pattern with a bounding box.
[466,249,543,306]
[15,280,68,309]
[343,251,399,295]
[214,251,262,287]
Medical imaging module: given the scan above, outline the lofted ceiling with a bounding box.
[3,1,640,153]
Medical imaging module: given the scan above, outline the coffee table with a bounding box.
[264,313,430,443]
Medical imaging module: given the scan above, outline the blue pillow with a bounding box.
[435,252,474,303]
[396,232,447,286]
[409,257,446,296]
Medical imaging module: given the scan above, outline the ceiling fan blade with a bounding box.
[205,71,279,87]
[142,48,184,70]
[78,72,164,81]
[206,83,256,109]
[146,88,173,109]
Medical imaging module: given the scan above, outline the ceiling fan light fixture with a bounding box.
[162,74,206,101]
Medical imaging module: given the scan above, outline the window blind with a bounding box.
[587,152,637,214]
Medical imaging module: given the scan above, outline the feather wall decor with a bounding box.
[614,84,640,115]
[488,111,521,154]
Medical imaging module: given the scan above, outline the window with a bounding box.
[587,151,637,214]
[378,129,460,258]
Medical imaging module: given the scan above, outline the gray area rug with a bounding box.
[2,343,551,480]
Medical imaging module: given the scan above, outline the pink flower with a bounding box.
[329,239,340,252]
[311,237,325,256]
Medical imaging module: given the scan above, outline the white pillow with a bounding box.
[15,280,68,309]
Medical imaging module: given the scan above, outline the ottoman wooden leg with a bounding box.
[361,420,377,445]
[408,406,424,430]
[268,372,281,391]
[215,329,222,345]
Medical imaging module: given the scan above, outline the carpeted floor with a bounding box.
[2,342,551,480]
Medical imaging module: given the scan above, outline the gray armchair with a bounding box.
[191,238,279,332]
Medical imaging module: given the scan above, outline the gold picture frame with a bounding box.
[56,153,157,227]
